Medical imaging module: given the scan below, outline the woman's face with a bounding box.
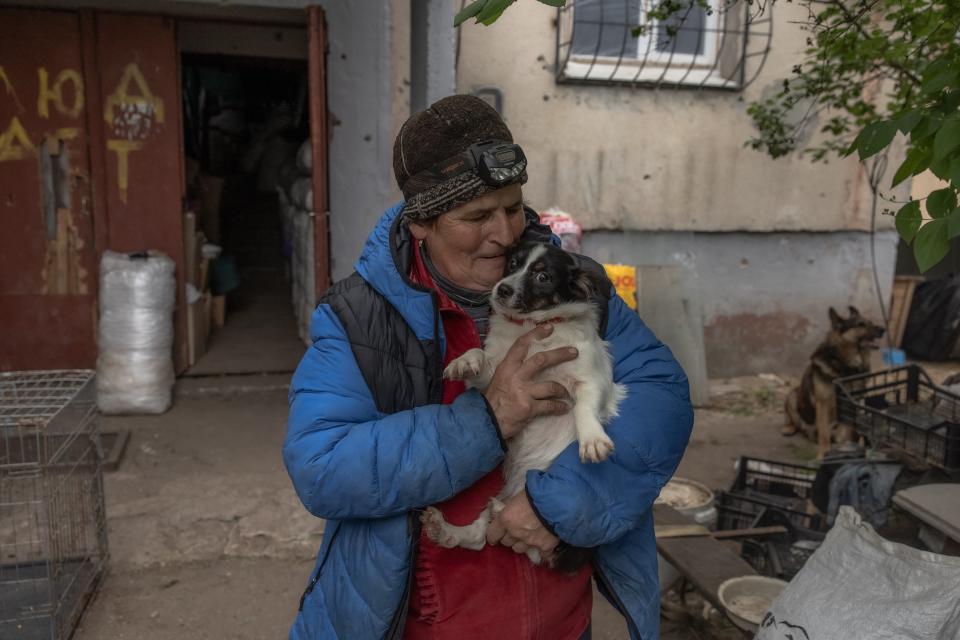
[409,184,526,292]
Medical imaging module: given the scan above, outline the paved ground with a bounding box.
[67,368,822,640]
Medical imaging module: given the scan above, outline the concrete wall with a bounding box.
[308,0,402,280]
[456,0,903,375]
[583,229,898,376]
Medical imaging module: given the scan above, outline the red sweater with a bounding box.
[403,245,592,640]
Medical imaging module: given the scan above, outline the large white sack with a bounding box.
[757,506,960,640]
[96,251,175,414]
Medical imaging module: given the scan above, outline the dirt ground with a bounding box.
[71,362,957,640]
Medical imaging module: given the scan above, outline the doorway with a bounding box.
[179,48,313,376]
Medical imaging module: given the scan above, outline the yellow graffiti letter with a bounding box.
[38,67,84,119]
[0,116,36,162]
[0,66,25,113]
[103,63,164,126]
[107,139,144,204]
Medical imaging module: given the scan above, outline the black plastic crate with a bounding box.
[731,456,818,502]
[836,365,960,471]
[715,490,824,535]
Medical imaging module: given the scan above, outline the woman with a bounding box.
[284,95,693,640]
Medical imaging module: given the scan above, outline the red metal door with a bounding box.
[0,9,98,370]
[308,5,330,297]
[91,13,188,371]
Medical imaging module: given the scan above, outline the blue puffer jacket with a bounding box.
[284,203,693,639]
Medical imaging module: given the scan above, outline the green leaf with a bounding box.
[927,188,957,218]
[950,157,960,188]
[948,208,960,239]
[914,218,951,273]
[933,119,960,160]
[855,120,897,160]
[454,0,487,26]
[896,110,924,134]
[921,68,958,96]
[536,0,567,6]
[896,200,922,243]
[930,154,953,180]
[891,145,933,187]
[476,0,513,25]
[912,116,943,142]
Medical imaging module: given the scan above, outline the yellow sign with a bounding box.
[603,263,637,310]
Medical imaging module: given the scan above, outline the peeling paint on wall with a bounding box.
[41,207,89,295]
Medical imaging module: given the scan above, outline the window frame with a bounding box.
[557,0,745,90]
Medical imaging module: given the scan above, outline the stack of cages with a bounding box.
[0,370,108,638]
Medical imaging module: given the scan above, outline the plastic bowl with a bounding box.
[717,575,788,632]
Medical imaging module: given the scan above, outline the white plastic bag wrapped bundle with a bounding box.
[757,506,960,640]
[290,176,314,211]
[96,250,176,414]
[296,139,312,174]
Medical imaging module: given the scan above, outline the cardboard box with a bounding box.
[211,294,226,330]
[187,292,212,367]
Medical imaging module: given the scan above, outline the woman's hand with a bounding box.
[482,323,577,440]
[486,492,559,561]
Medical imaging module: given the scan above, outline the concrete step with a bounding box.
[175,373,291,398]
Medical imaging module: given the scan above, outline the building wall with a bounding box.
[457,0,902,375]
[583,230,898,377]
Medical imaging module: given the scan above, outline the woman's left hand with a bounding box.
[486,493,559,560]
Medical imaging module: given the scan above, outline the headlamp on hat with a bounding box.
[403,140,527,195]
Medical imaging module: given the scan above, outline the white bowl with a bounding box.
[717,575,788,632]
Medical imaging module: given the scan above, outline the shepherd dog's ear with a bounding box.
[572,267,612,301]
[848,305,862,319]
[828,307,843,329]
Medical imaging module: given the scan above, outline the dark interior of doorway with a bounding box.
[180,53,310,376]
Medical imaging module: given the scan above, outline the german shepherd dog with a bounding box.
[783,307,885,457]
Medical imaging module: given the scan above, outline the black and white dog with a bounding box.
[421,241,625,567]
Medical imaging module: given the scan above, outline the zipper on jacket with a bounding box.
[385,293,441,640]
[299,524,341,612]
[593,563,642,640]
[384,513,421,639]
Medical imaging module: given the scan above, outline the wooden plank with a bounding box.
[712,526,789,540]
[889,275,923,348]
[893,484,960,544]
[654,503,758,612]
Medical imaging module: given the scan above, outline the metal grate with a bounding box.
[0,370,108,640]
[555,0,773,90]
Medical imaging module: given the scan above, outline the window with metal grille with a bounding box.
[557,0,772,90]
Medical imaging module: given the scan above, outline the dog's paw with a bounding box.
[420,507,459,548]
[443,348,485,381]
[579,432,614,463]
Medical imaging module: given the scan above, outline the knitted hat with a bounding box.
[393,94,527,221]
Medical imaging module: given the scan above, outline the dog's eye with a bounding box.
[508,257,519,271]
[535,272,550,283]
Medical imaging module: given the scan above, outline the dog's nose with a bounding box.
[496,283,514,299]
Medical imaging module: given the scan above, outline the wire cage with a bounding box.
[0,370,108,639]
[836,365,960,472]
[555,0,773,90]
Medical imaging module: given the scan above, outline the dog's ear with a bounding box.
[848,305,862,319]
[828,307,843,329]
[571,267,612,301]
